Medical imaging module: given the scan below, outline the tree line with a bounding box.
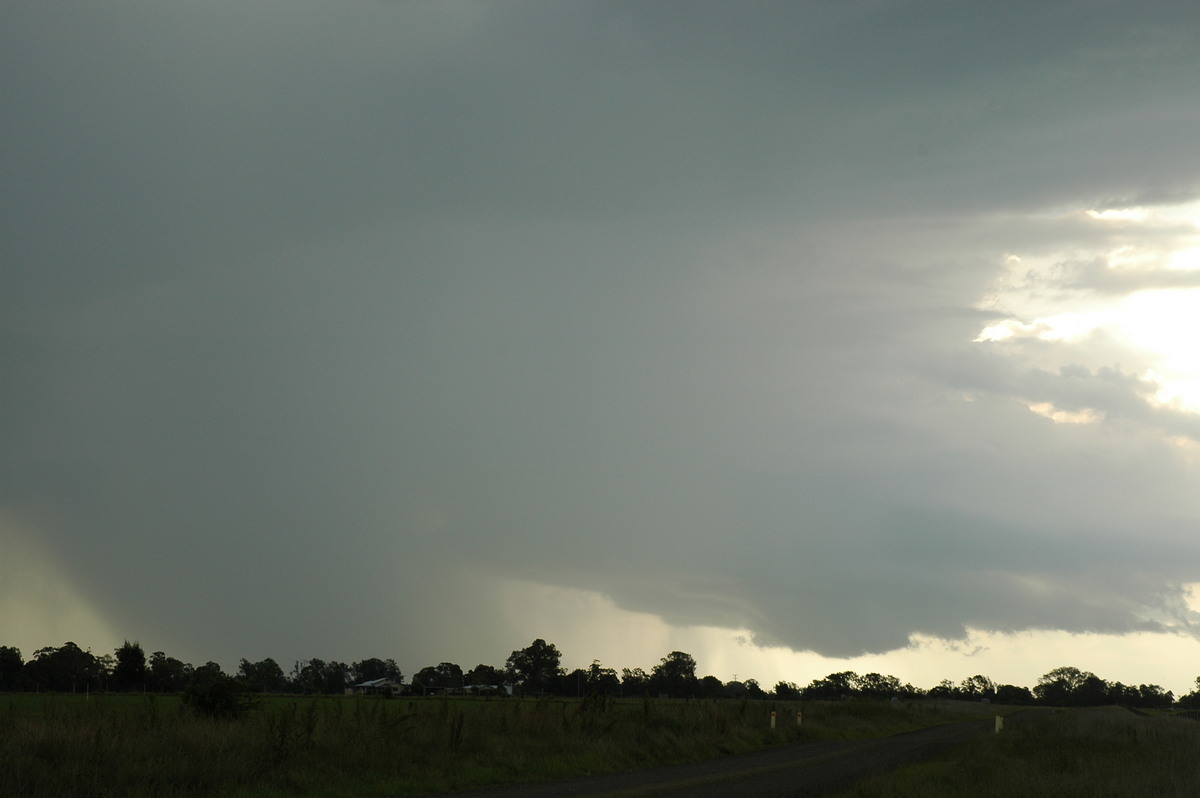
[1,639,1194,710]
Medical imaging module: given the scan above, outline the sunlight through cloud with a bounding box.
[977,202,1200,419]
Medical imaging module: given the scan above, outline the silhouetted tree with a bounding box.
[1106,681,1139,705]
[292,659,324,693]
[148,651,191,692]
[1076,674,1109,706]
[413,666,438,691]
[856,672,903,699]
[113,640,147,691]
[1034,666,1097,706]
[506,639,562,695]
[464,664,505,687]
[435,661,463,689]
[192,661,225,682]
[351,658,401,684]
[995,683,1034,704]
[697,674,725,699]
[291,659,350,694]
[804,671,857,700]
[586,660,620,696]
[743,678,767,699]
[238,657,288,693]
[413,662,464,691]
[621,667,648,696]
[927,679,957,700]
[24,642,103,693]
[558,667,589,696]
[773,680,802,700]
[958,674,996,701]
[0,646,22,691]
[1136,683,1173,709]
[183,665,253,719]
[650,651,698,698]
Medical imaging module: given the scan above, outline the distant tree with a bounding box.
[1106,681,1139,705]
[650,651,698,698]
[927,678,957,700]
[506,639,562,695]
[995,684,1034,705]
[113,640,148,691]
[958,674,996,701]
[182,666,254,719]
[290,659,349,694]
[95,653,116,690]
[0,646,22,691]
[24,642,103,693]
[238,658,288,693]
[1034,666,1093,706]
[804,671,858,700]
[696,674,725,699]
[351,658,401,684]
[192,661,225,683]
[558,667,589,697]
[148,651,191,692]
[413,662,464,691]
[621,667,648,696]
[1075,674,1109,706]
[434,662,463,690]
[292,659,325,693]
[856,672,903,700]
[723,680,748,698]
[1136,684,1174,709]
[464,664,505,687]
[743,678,767,699]
[586,660,620,696]
[328,661,351,693]
[773,680,802,700]
[412,666,439,691]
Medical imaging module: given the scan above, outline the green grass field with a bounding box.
[0,693,1001,797]
[835,706,1200,798]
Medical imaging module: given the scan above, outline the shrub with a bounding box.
[181,673,256,719]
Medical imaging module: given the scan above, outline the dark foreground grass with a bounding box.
[0,693,1001,797]
[836,706,1200,798]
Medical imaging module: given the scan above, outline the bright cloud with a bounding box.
[976,203,1200,423]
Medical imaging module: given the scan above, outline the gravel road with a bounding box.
[439,716,999,798]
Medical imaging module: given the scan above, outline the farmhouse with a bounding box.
[347,677,401,695]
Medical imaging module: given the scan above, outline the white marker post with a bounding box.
[994,715,1003,733]
[770,710,776,729]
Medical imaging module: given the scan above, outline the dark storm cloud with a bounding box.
[5,1,1200,667]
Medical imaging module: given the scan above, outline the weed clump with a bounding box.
[181,672,256,719]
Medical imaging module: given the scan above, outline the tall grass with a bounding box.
[838,706,1200,798]
[0,693,998,797]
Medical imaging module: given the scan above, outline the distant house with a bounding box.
[347,677,401,696]
[464,683,514,696]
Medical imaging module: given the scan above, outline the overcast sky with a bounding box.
[6,0,1200,693]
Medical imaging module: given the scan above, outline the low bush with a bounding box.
[181,673,256,719]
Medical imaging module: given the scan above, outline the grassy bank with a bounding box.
[0,693,1000,797]
[836,706,1200,798]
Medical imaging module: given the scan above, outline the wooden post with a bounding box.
[797,711,802,727]
[770,710,776,729]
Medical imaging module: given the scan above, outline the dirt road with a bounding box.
[440,716,998,798]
